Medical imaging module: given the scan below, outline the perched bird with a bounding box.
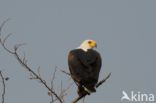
[68,39,102,96]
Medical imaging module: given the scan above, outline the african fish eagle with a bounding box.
[68,39,102,96]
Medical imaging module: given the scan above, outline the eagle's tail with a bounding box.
[77,85,96,96]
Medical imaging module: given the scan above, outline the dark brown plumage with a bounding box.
[68,48,102,96]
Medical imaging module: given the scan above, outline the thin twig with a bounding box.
[57,67,71,76]
[51,67,74,103]
[14,46,62,103]
[0,19,10,37]
[52,82,74,102]
[50,68,57,103]
[96,72,111,88]
[59,82,73,102]
[0,70,6,103]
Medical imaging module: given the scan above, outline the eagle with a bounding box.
[68,39,102,96]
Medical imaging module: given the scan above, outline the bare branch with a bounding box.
[0,70,6,103]
[51,67,57,88]
[60,69,71,76]
[14,46,62,103]
[0,33,14,54]
[72,73,111,103]
[49,68,57,103]
[0,19,10,37]
[96,72,111,88]
[59,82,73,102]
[52,82,73,103]
[0,19,14,54]
[0,20,63,103]
[50,68,73,103]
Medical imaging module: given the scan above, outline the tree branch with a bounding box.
[59,69,71,76]
[49,68,73,103]
[96,72,111,88]
[0,70,6,103]
[0,20,63,103]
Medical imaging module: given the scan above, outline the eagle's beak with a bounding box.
[95,43,97,48]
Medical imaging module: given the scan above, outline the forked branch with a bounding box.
[0,20,63,103]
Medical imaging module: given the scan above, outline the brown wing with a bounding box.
[68,49,102,86]
[68,49,89,83]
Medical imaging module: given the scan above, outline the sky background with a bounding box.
[0,0,156,103]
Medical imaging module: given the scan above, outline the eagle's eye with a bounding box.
[88,41,92,44]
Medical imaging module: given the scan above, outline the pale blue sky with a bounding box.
[0,0,156,103]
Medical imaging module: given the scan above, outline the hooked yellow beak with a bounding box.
[89,41,97,48]
[95,43,97,48]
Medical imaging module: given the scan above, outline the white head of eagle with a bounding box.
[68,39,102,96]
[78,39,97,52]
